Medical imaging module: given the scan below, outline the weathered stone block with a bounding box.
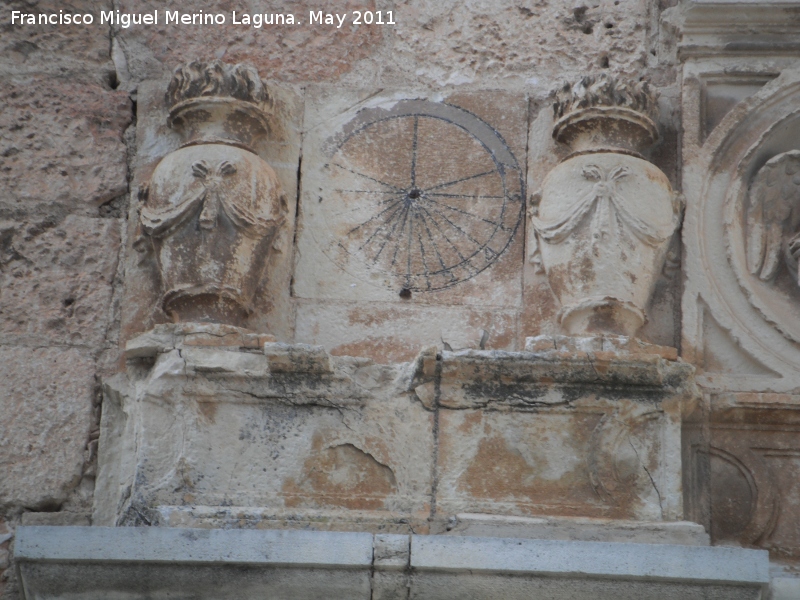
[112,0,382,85]
[0,346,95,511]
[0,0,114,77]
[12,526,771,600]
[95,335,433,528]
[414,348,695,522]
[121,76,302,344]
[390,0,650,87]
[295,301,519,363]
[295,90,526,306]
[0,76,130,214]
[294,90,526,359]
[709,393,800,562]
[0,216,121,347]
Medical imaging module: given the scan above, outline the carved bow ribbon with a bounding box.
[192,160,236,230]
[140,159,281,238]
[531,164,673,247]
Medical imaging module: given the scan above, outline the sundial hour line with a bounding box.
[422,196,510,233]
[390,202,412,268]
[421,200,486,248]
[356,200,409,252]
[333,192,404,217]
[422,169,498,193]
[425,192,506,200]
[335,189,404,195]
[346,196,406,236]
[411,116,419,189]
[414,212,433,290]
[416,204,469,263]
[405,204,415,286]
[417,208,456,280]
[332,162,405,193]
[370,209,408,264]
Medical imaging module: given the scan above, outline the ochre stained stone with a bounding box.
[0,216,121,347]
[710,396,800,562]
[113,0,382,83]
[0,76,130,213]
[95,341,434,529]
[0,346,95,511]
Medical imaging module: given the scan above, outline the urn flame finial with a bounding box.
[165,60,273,151]
[553,74,660,156]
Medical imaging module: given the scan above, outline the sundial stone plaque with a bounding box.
[295,92,527,359]
[295,92,526,349]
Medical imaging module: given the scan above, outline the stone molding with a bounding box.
[679,1,800,59]
[95,333,698,528]
[14,526,770,600]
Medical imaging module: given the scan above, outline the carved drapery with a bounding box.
[139,61,287,325]
[530,74,681,337]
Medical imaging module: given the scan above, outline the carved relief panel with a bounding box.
[679,3,800,565]
[529,75,682,338]
[681,66,800,390]
[121,61,302,342]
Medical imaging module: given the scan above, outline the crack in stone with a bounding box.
[628,438,663,518]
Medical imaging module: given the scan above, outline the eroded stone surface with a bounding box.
[0,216,121,347]
[709,394,800,561]
[125,323,274,358]
[95,340,433,528]
[0,77,130,215]
[0,346,95,512]
[0,0,114,78]
[387,0,652,88]
[530,74,681,337]
[112,0,383,86]
[410,349,693,521]
[121,75,302,346]
[296,301,518,363]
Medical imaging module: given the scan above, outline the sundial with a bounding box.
[318,99,525,294]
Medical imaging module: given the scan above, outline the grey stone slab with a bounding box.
[772,577,800,600]
[14,527,771,600]
[16,526,375,600]
[15,526,373,567]
[410,535,769,585]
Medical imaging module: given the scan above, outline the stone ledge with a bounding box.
[411,535,768,585]
[14,526,373,567]
[410,345,696,411]
[15,526,769,600]
[437,513,710,546]
[679,0,800,59]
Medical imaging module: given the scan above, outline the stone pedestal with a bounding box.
[94,323,434,531]
[96,326,700,535]
[411,336,696,523]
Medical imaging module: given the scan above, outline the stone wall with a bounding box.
[3,1,800,598]
[1,1,131,595]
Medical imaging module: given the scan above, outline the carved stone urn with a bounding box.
[531,75,682,336]
[140,61,287,324]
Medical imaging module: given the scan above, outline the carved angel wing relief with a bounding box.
[746,150,800,282]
